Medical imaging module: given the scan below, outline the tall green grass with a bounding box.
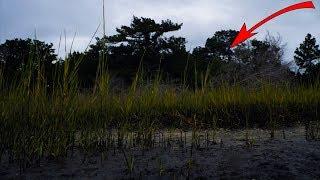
[0,12,319,167]
[0,49,319,164]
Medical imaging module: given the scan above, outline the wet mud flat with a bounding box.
[1,127,320,179]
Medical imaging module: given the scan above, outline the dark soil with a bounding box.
[1,127,320,179]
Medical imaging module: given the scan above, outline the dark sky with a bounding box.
[1,0,319,61]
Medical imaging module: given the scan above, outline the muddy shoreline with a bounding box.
[1,127,320,179]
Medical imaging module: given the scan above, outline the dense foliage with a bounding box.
[294,34,320,83]
[0,16,319,88]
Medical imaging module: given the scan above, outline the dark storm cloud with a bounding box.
[1,0,320,60]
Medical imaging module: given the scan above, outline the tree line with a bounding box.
[0,16,319,89]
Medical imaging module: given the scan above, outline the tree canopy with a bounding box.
[0,38,57,85]
[294,34,320,82]
[295,34,320,71]
[1,16,318,88]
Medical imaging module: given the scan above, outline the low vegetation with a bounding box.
[0,16,319,172]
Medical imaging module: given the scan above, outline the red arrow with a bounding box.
[231,1,316,48]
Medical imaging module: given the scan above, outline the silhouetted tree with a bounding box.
[193,30,238,62]
[68,16,189,87]
[295,34,320,69]
[235,35,283,70]
[232,35,289,86]
[108,16,182,54]
[108,16,187,76]
[294,34,320,78]
[191,30,239,86]
[193,31,288,86]
[0,38,57,85]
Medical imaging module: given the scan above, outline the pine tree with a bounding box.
[294,34,320,71]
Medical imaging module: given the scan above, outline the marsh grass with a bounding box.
[121,148,135,174]
[1,59,320,167]
[1,27,320,170]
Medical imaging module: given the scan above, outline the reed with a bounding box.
[0,33,320,168]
